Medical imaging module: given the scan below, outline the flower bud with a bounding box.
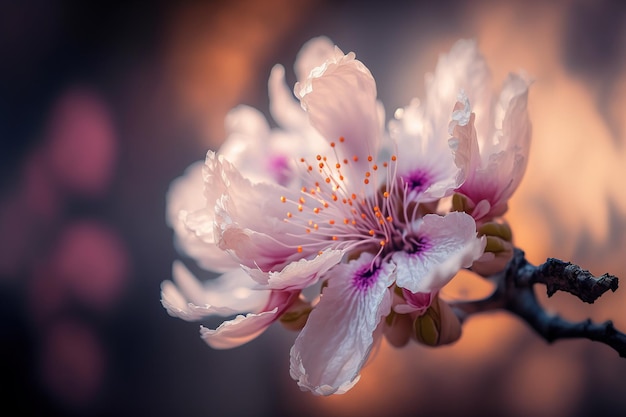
[478,221,513,242]
[413,296,462,346]
[472,221,514,276]
[451,193,474,214]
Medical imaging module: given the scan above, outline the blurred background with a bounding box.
[1,0,626,416]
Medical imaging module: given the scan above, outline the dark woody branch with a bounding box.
[453,248,626,357]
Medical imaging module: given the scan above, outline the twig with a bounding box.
[453,248,626,357]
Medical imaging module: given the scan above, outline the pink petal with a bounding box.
[393,212,485,294]
[290,253,395,395]
[294,36,337,84]
[268,64,309,131]
[209,153,322,271]
[393,290,433,315]
[243,249,344,291]
[426,39,492,141]
[200,290,297,349]
[161,261,270,321]
[167,160,238,272]
[295,49,382,176]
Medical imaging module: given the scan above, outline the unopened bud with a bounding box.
[451,193,474,214]
[472,235,514,276]
[413,295,462,347]
[478,222,512,242]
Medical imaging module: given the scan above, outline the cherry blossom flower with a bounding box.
[445,41,532,222]
[162,37,531,395]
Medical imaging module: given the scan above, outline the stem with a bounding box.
[453,248,625,357]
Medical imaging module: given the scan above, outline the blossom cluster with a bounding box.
[161,37,531,395]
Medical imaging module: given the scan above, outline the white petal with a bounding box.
[200,290,296,349]
[290,253,395,395]
[426,39,492,141]
[494,74,531,201]
[449,96,481,189]
[166,160,238,272]
[243,249,344,290]
[268,64,308,131]
[206,152,314,270]
[294,36,337,84]
[455,74,531,217]
[393,212,485,293]
[219,105,284,185]
[295,49,382,176]
[160,261,270,321]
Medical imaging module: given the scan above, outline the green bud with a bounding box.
[414,310,440,346]
[478,222,513,242]
[451,193,472,214]
[413,295,462,347]
[484,235,508,253]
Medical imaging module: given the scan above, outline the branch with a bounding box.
[453,248,626,357]
[520,256,618,303]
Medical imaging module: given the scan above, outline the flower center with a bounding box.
[280,136,417,258]
[352,263,381,291]
[402,169,432,195]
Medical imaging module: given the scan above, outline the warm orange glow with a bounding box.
[163,0,317,147]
